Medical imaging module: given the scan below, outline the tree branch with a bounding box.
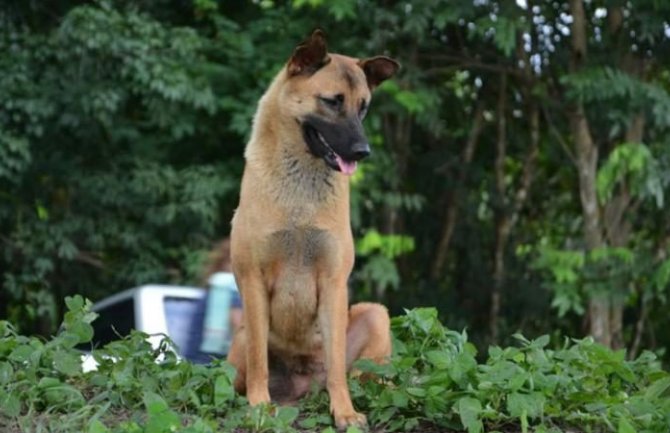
[430,102,486,279]
[423,54,523,77]
[541,103,577,166]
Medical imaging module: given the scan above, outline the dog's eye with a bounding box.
[320,94,344,110]
[359,100,368,118]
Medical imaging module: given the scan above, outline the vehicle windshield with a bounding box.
[164,297,201,354]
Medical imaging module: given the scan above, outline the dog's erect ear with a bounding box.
[359,56,400,90]
[287,29,330,76]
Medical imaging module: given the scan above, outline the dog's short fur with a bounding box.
[227,30,399,429]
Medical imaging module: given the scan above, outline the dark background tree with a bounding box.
[1,0,669,363]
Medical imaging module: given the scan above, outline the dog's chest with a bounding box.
[263,226,337,347]
[266,226,333,268]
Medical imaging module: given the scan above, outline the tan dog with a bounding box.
[227,29,399,429]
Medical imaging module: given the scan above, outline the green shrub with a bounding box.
[1,298,668,432]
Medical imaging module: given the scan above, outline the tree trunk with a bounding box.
[606,112,645,348]
[489,75,540,343]
[431,103,485,279]
[490,74,508,343]
[569,0,611,347]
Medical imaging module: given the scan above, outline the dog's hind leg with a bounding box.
[227,329,247,393]
[346,302,392,368]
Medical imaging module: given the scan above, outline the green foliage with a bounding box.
[0,295,247,432]
[473,15,525,57]
[597,143,664,207]
[353,229,415,297]
[562,67,670,131]
[0,133,30,181]
[533,245,647,317]
[3,301,669,432]
[356,229,415,259]
[0,2,244,333]
[381,80,440,115]
[293,0,357,21]
[352,308,670,433]
[534,247,587,317]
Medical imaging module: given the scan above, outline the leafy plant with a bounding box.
[2,300,670,432]
[0,2,242,335]
[354,229,416,297]
[353,308,670,433]
[597,142,664,208]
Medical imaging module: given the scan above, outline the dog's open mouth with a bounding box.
[303,123,358,176]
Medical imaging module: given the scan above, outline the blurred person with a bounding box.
[183,238,242,363]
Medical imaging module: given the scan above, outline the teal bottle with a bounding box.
[200,272,236,354]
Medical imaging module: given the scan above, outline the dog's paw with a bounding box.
[334,411,367,430]
[246,389,271,406]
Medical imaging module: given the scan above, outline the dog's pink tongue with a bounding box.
[335,155,357,176]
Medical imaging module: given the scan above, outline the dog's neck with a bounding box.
[273,147,336,204]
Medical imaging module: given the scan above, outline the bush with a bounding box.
[1,298,668,432]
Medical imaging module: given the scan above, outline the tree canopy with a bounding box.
[2,0,670,364]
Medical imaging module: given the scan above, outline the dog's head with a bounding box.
[280,30,399,176]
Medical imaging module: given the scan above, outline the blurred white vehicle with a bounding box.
[81,284,205,371]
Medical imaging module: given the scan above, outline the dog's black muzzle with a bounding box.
[302,115,370,174]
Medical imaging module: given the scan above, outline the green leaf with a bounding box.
[403,418,419,430]
[391,389,409,408]
[457,397,483,433]
[406,387,427,397]
[144,391,169,415]
[88,419,111,433]
[426,350,450,369]
[326,0,356,20]
[214,373,234,405]
[0,391,21,417]
[38,377,61,388]
[529,335,550,349]
[8,345,34,362]
[276,406,299,425]
[0,362,13,385]
[596,142,662,206]
[144,391,181,433]
[54,351,82,376]
[493,17,518,56]
[507,392,545,419]
[299,416,318,429]
[69,321,94,343]
[409,308,439,334]
[65,295,84,312]
[449,352,477,385]
[644,376,670,400]
[618,417,637,433]
[39,379,85,408]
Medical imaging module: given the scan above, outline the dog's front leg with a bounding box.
[319,276,366,429]
[239,273,271,405]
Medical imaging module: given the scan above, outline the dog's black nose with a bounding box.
[350,142,370,161]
